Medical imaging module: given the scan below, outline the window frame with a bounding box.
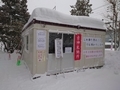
[63,33,74,53]
[48,32,74,54]
[49,32,62,54]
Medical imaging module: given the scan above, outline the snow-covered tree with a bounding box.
[70,0,92,16]
[0,0,30,53]
[105,0,120,50]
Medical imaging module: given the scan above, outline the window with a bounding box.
[63,34,74,53]
[49,33,62,53]
[26,35,29,50]
[49,32,74,54]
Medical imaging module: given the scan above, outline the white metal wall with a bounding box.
[47,53,74,74]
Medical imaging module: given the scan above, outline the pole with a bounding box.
[113,4,115,50]
[9,53,11,60]
[113,3,117,50]
[118,21,120,50]
[115,13,118,50]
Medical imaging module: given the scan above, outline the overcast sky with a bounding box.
[27,0,107,20]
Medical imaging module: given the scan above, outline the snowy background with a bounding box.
[0,50,120,90]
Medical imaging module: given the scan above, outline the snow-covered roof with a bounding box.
[23,8,106,30]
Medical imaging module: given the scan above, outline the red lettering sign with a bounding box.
[74,34,81,60]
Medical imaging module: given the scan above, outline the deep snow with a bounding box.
[0,50,120,90]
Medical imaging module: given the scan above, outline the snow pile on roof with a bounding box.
[23,8,105,30]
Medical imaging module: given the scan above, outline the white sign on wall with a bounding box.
[55,39,63,58]
[37,51,43,61]
[65,47,72,53]
[36,30,46,50]
[83,37,103,47]
[83,49,103,59]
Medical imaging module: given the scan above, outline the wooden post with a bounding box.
[9,53,11,60]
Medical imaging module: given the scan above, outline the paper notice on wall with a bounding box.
[37,50,45,61]
[83,37,103,47]
[37,51,43,61]
[65,47,72,53]
[83,49,103,59]
[55,39,63,58]
[36,30,46,50]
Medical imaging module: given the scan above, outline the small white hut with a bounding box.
[22,8,106,77]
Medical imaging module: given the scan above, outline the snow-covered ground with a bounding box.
[0,50,120,90]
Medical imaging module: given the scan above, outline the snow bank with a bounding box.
[104,50,120,74]
[23,8,105,30]
[0,50,120,90]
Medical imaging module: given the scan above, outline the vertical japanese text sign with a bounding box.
[55,39,63,58]
[74,34,81,60]
[37,30,46,50]
[36,30,46,61]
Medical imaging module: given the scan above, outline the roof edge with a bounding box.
[22,19,106,32]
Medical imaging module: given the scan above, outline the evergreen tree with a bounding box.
[70,0,92,16]
[0,0,30,53]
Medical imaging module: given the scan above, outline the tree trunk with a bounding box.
[118,21,120,50]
